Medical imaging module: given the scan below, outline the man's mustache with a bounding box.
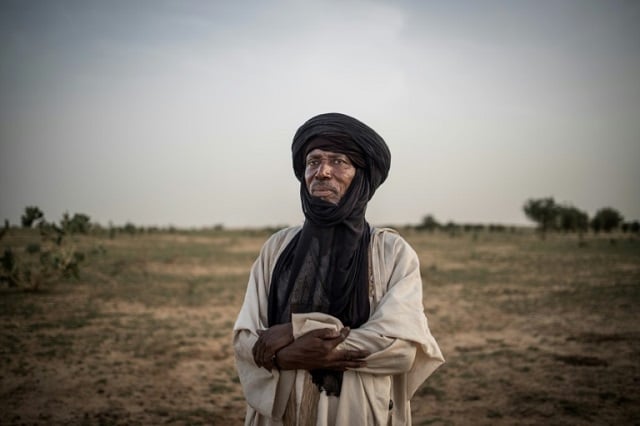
[309,183,338,193]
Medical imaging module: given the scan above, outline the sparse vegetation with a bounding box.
[523,197,558,236]
[0,224,638,425]
[591,207,624,233]
[520,198,633,237]
[20,206,44,228]
[1,207,89,291]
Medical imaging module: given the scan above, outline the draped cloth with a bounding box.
[233,226,445,426]
[267,113,391,395]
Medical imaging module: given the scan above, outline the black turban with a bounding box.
[268,113,391,396]
[291,112,391,200]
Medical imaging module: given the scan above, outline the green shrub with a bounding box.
[0,208,87,291]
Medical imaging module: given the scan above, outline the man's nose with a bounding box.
[316,161,332,178]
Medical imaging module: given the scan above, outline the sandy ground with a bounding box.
[1,230,639,425]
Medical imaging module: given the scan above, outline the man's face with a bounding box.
[304,148,356,205]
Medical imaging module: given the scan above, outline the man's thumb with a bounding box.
[313,327,341,339]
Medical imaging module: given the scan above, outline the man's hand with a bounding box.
[276,327,370,371]
[252,323,294,370]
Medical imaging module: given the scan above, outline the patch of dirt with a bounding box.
[1,230,639,425]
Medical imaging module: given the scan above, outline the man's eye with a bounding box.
[307,160,319,167]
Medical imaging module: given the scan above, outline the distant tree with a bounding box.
[523,197,557,236]
[0,220,9,240]
[61,212,91,234]
[417,214,440,232]
[444,221,459,237]
[61,213,70,230]
[123,222,137,235]
[591,207,623,233]
[108,222,116,239]
[488,224,506,233]
[90,222,103,235]
[21,206,44,228]
[556,205,589,233]
[463,223,485,232]
[629,221,640,234]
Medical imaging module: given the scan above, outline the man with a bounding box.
[233,113,444,425]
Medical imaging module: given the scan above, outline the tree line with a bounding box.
[18,206,200,238]
[415,198,638,236]
[11,201,640,239]
[523,197,638,235]
[415,215,515,234]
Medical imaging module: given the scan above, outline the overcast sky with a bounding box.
[1,0,639,228]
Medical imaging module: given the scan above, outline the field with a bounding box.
[1,227,639,425]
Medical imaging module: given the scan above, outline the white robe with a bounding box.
[233,226,444,425]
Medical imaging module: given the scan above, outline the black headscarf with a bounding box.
[268,112,391,395]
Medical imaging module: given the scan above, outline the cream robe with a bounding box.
[233,226,444,426]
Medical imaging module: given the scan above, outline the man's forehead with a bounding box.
[305,148,350,159]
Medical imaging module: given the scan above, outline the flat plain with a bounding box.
[1,227,639,425]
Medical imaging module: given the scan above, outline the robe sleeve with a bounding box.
[232,228,298,420]
[340,230,444,394]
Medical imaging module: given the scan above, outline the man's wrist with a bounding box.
[271,350,281,370]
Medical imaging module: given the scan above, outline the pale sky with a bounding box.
[1,0,639,228]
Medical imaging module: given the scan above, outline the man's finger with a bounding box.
[352,350,371,359]
[346,360,367,369]
[255,339,265,367]
[308,327,341,339]
[329,359,367,370]
[342,348,370,358]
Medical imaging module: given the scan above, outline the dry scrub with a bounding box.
[1,229,638,425]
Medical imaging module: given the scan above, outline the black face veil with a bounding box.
[267,112,391,396]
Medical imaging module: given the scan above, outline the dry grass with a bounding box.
[1,228,638,425]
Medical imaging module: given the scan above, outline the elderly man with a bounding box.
[233,113,444,425]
